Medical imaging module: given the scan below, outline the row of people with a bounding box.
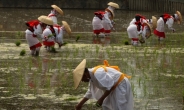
[127,11,182,46]
[25,5,71,56]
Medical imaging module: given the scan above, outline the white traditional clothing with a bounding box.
[102,6,115,35]
[42,26,65,50]
[92,15,104,34]
[127,16,148,46]
[48,10,58,25]
[154,14,175,40]
[42,27,55,49]
[84,67,134,110]
[25,20,43,55]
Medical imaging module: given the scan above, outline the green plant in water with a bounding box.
[15,40,21,46]
[124,41,129,45]
[20,49,26,56]
[51,47,56,53]
[76,34,81,42]
[64,97,77,101]
[16,31,22,39]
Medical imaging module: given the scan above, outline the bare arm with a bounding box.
[75,97,89,110]
[96,88,114,106]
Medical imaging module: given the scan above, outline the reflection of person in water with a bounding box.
[26,57,59,89]
[73,59,134,110]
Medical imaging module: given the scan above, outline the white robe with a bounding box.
[156,17,174,33]
[42,26,64,45]
[84,67,134,110]
[92,16,103,31]
[48,10,58,25]
[25,24,43,48]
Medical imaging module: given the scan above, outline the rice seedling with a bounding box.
[20,49,26,56]
[15,40,21,46]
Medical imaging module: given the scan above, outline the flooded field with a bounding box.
[0,8,184,110]
[0,32,184,109]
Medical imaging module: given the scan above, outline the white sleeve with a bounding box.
[166,18,175,31]
[34,24,43,38]
[50,16,57,25]
[42,29,51,38]
[103,12,113,28]
[94,68,114,90]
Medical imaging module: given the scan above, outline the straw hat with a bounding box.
[73,59,86,89]
[62,21,71,34]
[105,8,114,20]
[152,16,157,30]
[51,5,64,15]
[143,22,152,39]
[38,15,53,25]
[107,2,119,9]
[176,11,182,24]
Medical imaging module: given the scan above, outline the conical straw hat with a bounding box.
[107,2,119,9]
[152,16,157,30]
[38,15,53,25]
[176,11,182,24]
[51,5,64,15]
[143,22,152,39]
[62,21,71,35]
[73,59,86,89]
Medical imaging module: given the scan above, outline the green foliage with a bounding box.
[15,40,21,46]
[76,35,80,42]
[124,41,129,45]
[20,49,26,56]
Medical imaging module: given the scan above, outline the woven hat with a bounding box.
[73,59,86,89]
[51,5,64,15]
[176,11,182,24]
[107,2,119,9]
[152,16,157,30]
[38,15,53,25]
[143,22,152,39]
[62,21,71,34]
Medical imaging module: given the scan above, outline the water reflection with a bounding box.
[26,55,59,92]
[92,36,111,46]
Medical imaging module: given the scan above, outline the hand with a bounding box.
[96,99,103,107]
[75,104,82,110]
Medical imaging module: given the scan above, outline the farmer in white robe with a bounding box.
[127,14,149,46]
[42,21,71,51]
[73,59,134,110]
[48,5,63,25]
[92,2,119,44]
[102,2,119,37]
[25,15,53,56]
[154,11,182,41]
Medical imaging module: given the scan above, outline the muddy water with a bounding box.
[0,8,184,32]
[0,8,184,110]
[0,37,184,109]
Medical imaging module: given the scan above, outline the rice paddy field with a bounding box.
[0,31,184,110]
[0,8,184,110]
